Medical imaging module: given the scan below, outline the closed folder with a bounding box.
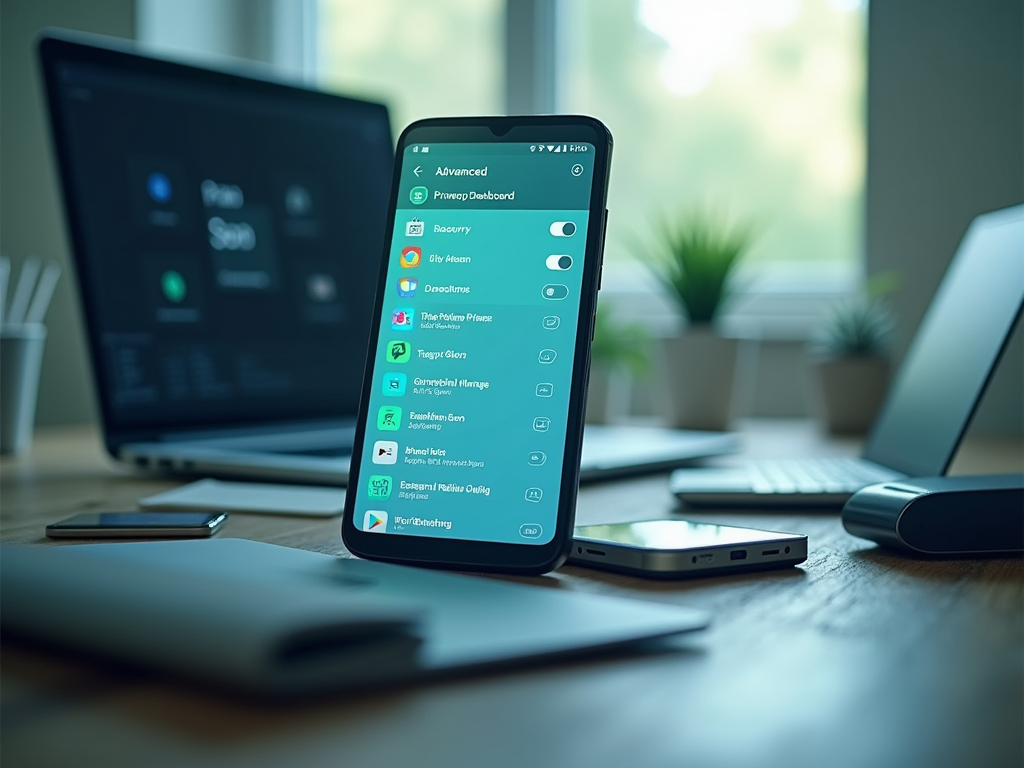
[1,539,709,696]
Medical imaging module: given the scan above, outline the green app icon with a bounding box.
[386,340,411,363]
[377,406,402,431]
[161,270,187,303]
[367,475,392,500]
[409,186,428,205]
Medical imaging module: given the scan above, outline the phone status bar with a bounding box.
[406,143,592,156]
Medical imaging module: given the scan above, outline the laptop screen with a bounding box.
[862,205,1024,476]
[40,35,393,440]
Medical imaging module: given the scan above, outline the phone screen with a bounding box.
[352,141,599,547]
[575,521,802,549]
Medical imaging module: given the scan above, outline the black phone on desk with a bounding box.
[342,115,613,574]
[570,520,807,578]
[46,511,228,539]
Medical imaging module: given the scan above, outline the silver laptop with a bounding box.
[42,33,735,486]
[671,204,1024,507]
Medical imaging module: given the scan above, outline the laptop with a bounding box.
[670,204,1024,507]
[41,32,735,486]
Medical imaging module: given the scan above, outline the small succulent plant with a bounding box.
[813,272,899,358]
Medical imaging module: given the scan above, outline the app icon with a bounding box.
[519,523,543,539]
[367,475,393,500]
[377,406,402,431]
[382,372,407,396]
[397,277,418,298]
[525,487,543,503]
[542,284,568,300]
[542,315,561,330]
[410,186,428,205]
[160,270,187,303]
[372,440,398,465]
[364,510,388,532]
[391,308,414,331]
[285,184,312,216]
[400,246,421,268]
[536,383,553,397]
[546,254,573,270]
[528,451,547,466]
[306,273,337,302]
[538,349,557,364]
[549,221,576,237]
[533,417,551,432]
[147,172,172,204]
[405,219,424,237]
[386,340,411,363]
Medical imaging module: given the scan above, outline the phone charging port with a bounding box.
[730,550,748,561]
[585,548,606,557]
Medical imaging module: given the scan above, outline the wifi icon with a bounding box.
[546,145,554,152]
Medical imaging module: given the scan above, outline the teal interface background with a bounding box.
[354,142,596,546]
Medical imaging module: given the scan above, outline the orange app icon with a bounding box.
[400,246,422,268]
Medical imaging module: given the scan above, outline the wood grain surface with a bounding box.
[2,422,1022,768]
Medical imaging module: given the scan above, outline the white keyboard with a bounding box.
[747,458,900,495]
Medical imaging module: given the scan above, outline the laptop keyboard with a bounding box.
[748,458,897,494]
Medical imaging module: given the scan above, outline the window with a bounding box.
[317,0,504,134]
[560,0,866,272]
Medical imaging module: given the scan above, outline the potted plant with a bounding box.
[586,303,651,424]
[640,204,753,430]
[809,272,898,434]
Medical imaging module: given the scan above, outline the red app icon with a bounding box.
[400,246,421,268]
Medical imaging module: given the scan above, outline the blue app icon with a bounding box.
[147,172,172,204]
[382,372,407,397]
[397,277,418,298]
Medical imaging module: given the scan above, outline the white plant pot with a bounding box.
[661,329,738,431]
[811,356,891,435]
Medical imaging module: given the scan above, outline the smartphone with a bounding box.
[342,116,613,574]
[570,520,808,578]
[45,511,228,539]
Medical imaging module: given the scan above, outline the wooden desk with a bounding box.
[3,422,1022,768]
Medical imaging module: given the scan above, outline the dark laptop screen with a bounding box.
[862,206,1024,476]
[41,36,393,438]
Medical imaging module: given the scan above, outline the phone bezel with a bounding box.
[342,115,612,574]
[570,520,808,578]
[45,511,228,538]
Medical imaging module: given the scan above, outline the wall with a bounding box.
[1,0,135,426]
[867,0,1024,437]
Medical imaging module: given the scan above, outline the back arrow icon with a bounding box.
[413,165,423,177]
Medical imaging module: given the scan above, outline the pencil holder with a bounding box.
[1,323,47,454]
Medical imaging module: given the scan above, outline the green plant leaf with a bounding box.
[636,203,754,325]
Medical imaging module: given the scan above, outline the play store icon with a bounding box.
[363,510,388,532]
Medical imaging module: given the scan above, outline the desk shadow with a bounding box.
[673,500,840,516]
[847,544,1024,584]
[558,561,808,596]
[1,630,707,740]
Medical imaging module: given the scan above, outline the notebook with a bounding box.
[670,204,1024,507]
[0,539,709,696]
[40,32,736,486]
